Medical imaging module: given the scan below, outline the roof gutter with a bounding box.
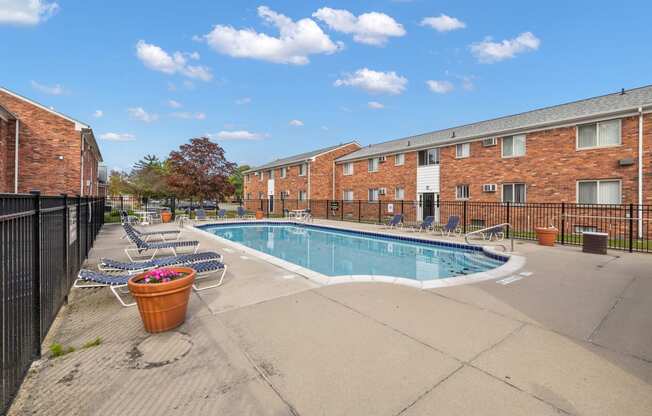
[335,105,652,163]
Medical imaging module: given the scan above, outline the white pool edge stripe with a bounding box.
[189,222,525,290]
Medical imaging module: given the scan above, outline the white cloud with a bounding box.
[235,97,252,105]
[420,14,466,32]
[167,99,182,108]
[0,0,59,25]
[93,110,103,118]
[459,75,475,91]
[136,40,213,81]
[289,119,304,126]
[368,101,384,109]
[99,132,135,142]
[321,126,329,131]
[312,7,405,46]
[470,32,540,63]
[334,68,407,95]
[171,111,206,120]
[426,80,454,94]
[30,80,66,95]
[128,107,159,123]
[199,6,342,65]
[212,130,266,140]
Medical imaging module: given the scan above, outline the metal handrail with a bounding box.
[464,223,514,252]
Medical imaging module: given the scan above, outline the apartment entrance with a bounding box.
[418,192,439,222]
[268,195,274,214]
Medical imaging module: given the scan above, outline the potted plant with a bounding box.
[160,210,172,223]
[128,267,196,333]
[534,226,558,246]
[255,210,264,220]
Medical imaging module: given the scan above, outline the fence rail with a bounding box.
[239,198,652,253]
[1,193,104,414]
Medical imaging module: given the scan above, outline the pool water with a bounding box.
[201,223,505,281]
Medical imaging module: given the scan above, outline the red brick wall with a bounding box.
[0,118,10,192]
[335,151,417,201]
[439,114,652,204]
[0,90,101,196]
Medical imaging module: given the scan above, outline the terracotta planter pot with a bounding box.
[160,211,172,223]
[535,227,558,246]
[255,210,264,220]
[128,267,196,333]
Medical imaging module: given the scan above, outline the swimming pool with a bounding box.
[198,222,509,285]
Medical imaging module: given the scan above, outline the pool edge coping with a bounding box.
[189,219,526,290]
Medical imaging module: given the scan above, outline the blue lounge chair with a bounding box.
[98,251,222,272]
[237,206,255,219]
[75,260,228,306]
[441,215,461,237]
[382,214,404,229]
[122,222,181,242]
[123,225,200,261]
[411,216,434,232]
[481,224,506,241]
[216,209,227,220]
[195,208,213,221]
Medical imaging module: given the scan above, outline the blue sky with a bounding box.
[1,0,651,172]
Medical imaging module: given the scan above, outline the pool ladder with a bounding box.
[464,223,514,253]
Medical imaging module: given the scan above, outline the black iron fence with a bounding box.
[1,193,104,413]
[239,198,652,253]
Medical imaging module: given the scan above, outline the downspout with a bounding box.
[14,119,19,193]
[332,160,335,199]
[638,107,644,238]
[80,132,85,196]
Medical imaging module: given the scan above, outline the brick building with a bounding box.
[243,142,361,213]
[333,86,652,222]
[0,87,104,196]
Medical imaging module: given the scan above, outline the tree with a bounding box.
[167,137,236,202]
[228,165,250,200]
[129,155,169,198]
[107,170,131,196]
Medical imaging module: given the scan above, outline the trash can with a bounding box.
[582,231,608,254]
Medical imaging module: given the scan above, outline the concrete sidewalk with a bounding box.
[8,221,652,415]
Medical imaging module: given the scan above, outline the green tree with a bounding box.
[228,165,250,199]
[129,155,169,197]
[107,170,131,196]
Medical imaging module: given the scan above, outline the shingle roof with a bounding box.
[245,142,359,173]
[337,85,652,162]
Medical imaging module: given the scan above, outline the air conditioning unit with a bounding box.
[254,172,259,176]
[378,188,387,195]
[482,138,497,147]
[482,184,497,192]
[378,156,386,163]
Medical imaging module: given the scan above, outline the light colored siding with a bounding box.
[267,179,274,196]
[417,165,440,193]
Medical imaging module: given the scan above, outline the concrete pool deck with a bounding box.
[8,221,652,415]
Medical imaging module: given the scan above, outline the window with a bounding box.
[368,158,379,172]
[456,143,470,158]
[280,167,287,178]
[502,183,526,204]
[246,193,252,200]
[395,187,405,200]
[502,134,526,157]
[343,190,354,201]
[298,163,307,176]
[577,119,621,149]
[577,180,621,204]
[280,190,290,199]
[456,184,470,200]
[418,148,440,166]
[268,170,274,179]
[258,192,264,199]
[368,188,379,201]
[343,162,353,176]
[259,172,264,181]
[298,190,308,201]
[394,153,405,166]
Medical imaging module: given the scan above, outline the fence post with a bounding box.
[77,195,82,265]
[506,201,510,239]
[62,194,69,291]
[378,201,382,224]
[341,200,344,221]
[560,202,565,245]
[629,203,634,252]
[326,200,329,220]
[401,200,404,217]
[281,198,285,217]
[358,200,361,222]
[120,195,124,212]
[462,200,467,234]
[170,197,176,221]
[30,191,42,358]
